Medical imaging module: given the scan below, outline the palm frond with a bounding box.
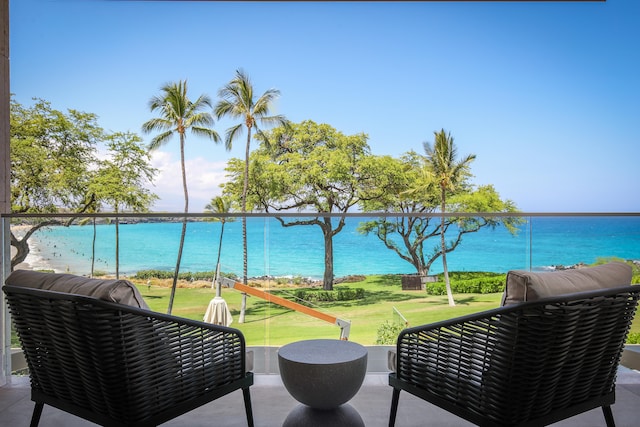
[225,123,244,150]
[215,99,239,120]
[192,127,221,143]
[253,89,281,114]
[148,130,174,151]
[258,114,288,128]
[141,117,172,134]
[184,111,214,128]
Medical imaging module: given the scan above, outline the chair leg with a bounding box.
[602,405,616,427]
[30,402,44,427]
[389,388,401,427]
[243,387,254,427]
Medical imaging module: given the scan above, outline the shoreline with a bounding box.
[9,225,638,285]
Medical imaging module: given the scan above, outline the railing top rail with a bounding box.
[1,212,639,220]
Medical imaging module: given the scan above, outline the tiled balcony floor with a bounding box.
[2,368,640,427]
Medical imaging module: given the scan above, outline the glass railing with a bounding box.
[2,212,639,373]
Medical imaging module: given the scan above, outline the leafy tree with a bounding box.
[142,80,220,314]
[359,151,441,275]
[359,149,520,305]
[9,97,103,269]
[204,195,235,296]
[223,120,374,290]
[214,69,287,320]
[90,132,158,278]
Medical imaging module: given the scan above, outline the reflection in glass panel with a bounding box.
[3,213,639,373]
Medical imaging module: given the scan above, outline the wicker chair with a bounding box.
[388,284,640,427]
[3,271,254,427]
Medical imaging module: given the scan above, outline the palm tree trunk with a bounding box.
[239,128,252,323]
[115,207,120,280]
[91,217,96,278]
[170,221,187,311]
[168,134,189,315]
[215,221,225,297]
[441,187,455,306]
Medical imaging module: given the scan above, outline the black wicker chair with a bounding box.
[388,285,640,427]
[3,283,254,427]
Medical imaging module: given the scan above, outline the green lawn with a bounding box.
[9,273,640,348]
[139,273,640,346]
[139,275,507,346]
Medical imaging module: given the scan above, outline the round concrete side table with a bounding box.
[278,339,368,427]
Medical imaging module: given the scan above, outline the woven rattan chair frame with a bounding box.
[388,285,640,427]
[3,285,255,427]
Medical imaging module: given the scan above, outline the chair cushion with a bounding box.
[5,269,150,309]
[501,262,632,306]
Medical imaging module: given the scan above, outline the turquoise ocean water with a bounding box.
[27,216,640,279]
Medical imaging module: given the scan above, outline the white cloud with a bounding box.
[148,151,229,212]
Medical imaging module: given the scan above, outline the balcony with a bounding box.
[1,368,640,426]
[1,212,639,425]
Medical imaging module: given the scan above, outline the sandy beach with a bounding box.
[8,225,321,289]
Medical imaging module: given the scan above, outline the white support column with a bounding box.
[1,0,11,386]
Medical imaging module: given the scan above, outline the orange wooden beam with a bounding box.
[232,282,337,325]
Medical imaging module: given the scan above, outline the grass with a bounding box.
[138,272,640,346]
[10,272,640,347]
[138,274,506,346]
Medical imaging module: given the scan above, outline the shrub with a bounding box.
[425,272,506,295]
[628,332,640,344]
[425,281,447,295]
[376,321,405,345]
[290,287,365,303]
[133,269,236,282]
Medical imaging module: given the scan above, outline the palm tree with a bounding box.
[424,129,475,306]
[215,69,287,322]
[142,80,220,314]
[204,196,235,297]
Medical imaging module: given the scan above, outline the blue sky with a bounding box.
[9,1,640,212]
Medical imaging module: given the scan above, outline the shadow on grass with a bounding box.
[234,300,300,323]
[414,295,490,307]
[341,291,419,307]
[363,274,403,287]
[454,296,481,306]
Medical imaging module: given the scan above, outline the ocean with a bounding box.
[24,215,640,279]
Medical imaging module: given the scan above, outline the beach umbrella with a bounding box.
[203,197,236,327]
[203,296,233,327]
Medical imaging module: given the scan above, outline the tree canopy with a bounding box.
[359,147,521,282]
[10,96,158,270]
[223,120,374,290]
[10,97,101,215]
[90,132,158,278]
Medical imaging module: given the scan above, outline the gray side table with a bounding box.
[278,339,368,426]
